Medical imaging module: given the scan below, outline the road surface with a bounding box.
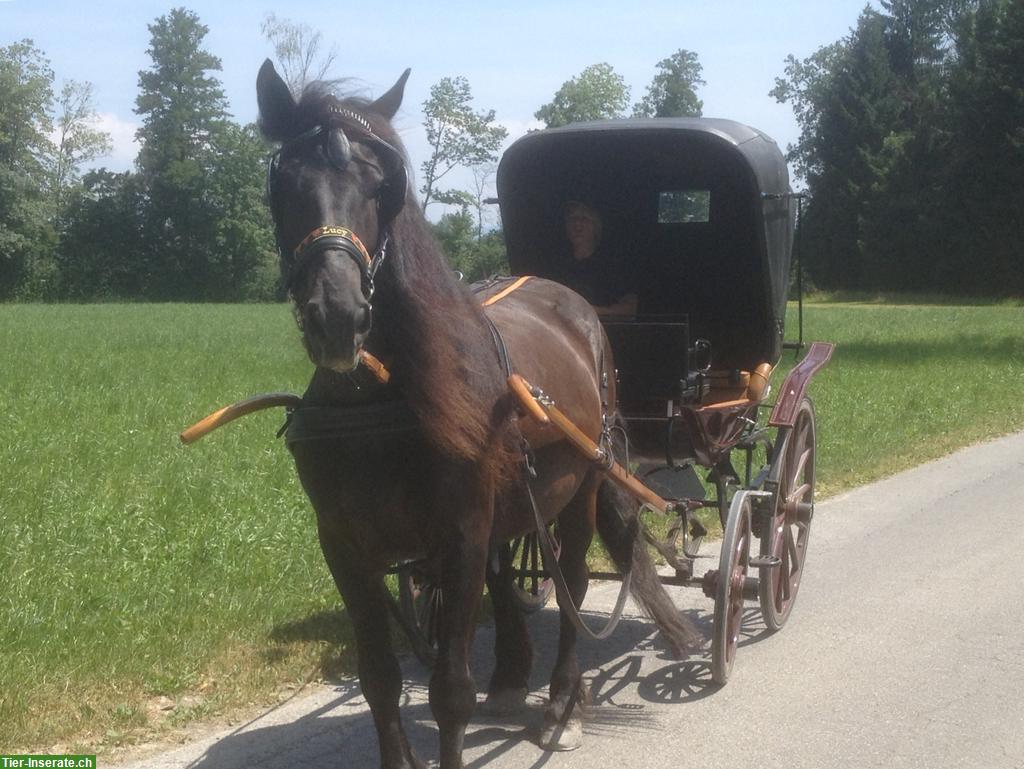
[113,431,1024,769]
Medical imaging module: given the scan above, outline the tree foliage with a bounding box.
[132,7,276,300]
[260,13,338,97]
[774,0,1024,296]
[633,49,705,118]
[50,80,113,224]
[420,76,507,211]
[534,63,630,128]
[0,40,55,298]
[0,13,279,302]
[432,210,507,282]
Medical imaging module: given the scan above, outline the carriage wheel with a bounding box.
[711,490,753,685]
[397,564,441,667]
[758,397,816,631]
[506,526,559,613]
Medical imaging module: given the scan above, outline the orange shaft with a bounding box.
[180,392,302,444]
[507,375,672,513]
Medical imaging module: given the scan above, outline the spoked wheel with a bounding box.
[711,490,754,685]
[506,526,559,613]
[397,563,441,667]
[759,397,816,631]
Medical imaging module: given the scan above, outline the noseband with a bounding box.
[290,224,386,300]
[268,105,408,299]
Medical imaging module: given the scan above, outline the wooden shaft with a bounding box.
[507,374,672,513]
[180,392,303,444]
[359,350,391,384]
[507,374,550,425]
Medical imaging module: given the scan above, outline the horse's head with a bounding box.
[257,60,411,372]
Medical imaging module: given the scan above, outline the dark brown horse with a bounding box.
[256,60,697,769]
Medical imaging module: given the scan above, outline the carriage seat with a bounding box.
[702,362,772,405]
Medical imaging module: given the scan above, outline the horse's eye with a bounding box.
[326,128,351,171]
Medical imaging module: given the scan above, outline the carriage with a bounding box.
[397,117,834,684]
[184,62,834,767]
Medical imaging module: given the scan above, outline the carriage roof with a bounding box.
[496,118,796,368]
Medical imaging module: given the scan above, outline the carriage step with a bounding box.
[748,555,782,568]
[637,463,706,501]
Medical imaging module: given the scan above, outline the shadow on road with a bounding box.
[181,598,775,769]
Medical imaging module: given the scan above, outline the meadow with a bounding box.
[1,300,1022,752]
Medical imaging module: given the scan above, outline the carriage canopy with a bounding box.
[497,118,795,369]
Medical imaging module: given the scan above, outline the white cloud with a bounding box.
[497,118,546,147]
[89,112,140,172]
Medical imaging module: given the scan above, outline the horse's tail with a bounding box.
[594,467,703,658]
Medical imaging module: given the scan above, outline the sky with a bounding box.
[3,0,873,203]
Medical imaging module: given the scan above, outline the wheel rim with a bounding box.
[724,522,750,664]
[760,399,815,630]
[712,492,752,685]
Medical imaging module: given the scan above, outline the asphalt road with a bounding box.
[114,431,1024,769]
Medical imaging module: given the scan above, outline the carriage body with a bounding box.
[497,119,833,682]
[497,119,798,466]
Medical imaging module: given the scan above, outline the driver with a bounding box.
[558,201,637,317]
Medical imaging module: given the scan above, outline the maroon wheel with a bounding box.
[758,397,816,631]
[711,490,754,685]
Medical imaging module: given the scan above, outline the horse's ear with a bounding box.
[370,69,411,120]
[257,59,296,141]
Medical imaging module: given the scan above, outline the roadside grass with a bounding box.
[0,305,342,752]
[1,300,1022,753]
[798,300,1024,496]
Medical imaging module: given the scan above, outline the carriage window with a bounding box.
[658,190,710,223]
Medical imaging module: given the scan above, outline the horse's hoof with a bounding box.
[538,716,583,751]
[480,687,528,716]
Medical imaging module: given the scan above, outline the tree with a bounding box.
[205,123,279,300]
[260,13,338,96]
[49,80,112,224]
[134,7,230,299]
[0,40,56,298]
[534,63,630,128]
[55,169,147,299]
[419,76,507,211]
[772,0,1024,296]
[633,49,705,118]
[469,163,498,239]
[432,209,507,281]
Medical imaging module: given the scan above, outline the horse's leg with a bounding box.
[539,478,597,751]
[481,544,532,715]
[429,478,492,769]
[318,529,426,769]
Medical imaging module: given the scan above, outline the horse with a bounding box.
[256,59,699,769]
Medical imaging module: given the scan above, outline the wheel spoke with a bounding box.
[789,446,811,489]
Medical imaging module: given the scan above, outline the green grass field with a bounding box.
[1,300,1022,752]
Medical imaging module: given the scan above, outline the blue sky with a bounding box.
[3,1,873,198]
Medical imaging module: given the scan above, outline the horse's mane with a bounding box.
[268,82,519,479]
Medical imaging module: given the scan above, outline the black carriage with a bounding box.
[489,118,834,683]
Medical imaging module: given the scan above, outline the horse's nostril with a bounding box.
[304,301,327,340]
[356,303,372,335]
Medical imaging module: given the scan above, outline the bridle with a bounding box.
[267,105,409,301]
